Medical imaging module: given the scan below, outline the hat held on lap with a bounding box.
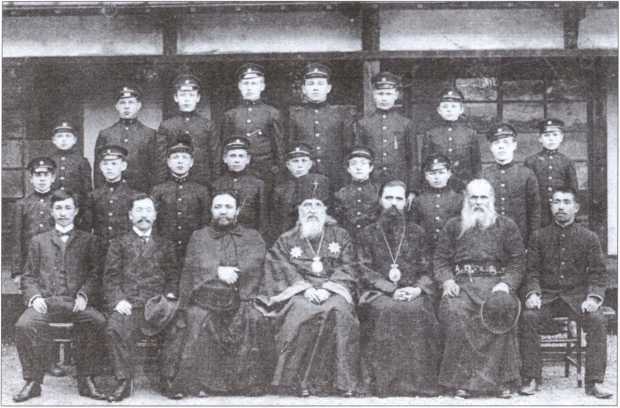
[142,295,179,336]
[480,291,521,335]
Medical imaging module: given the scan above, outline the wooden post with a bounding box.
[363,60,380,115]
[562,5,585,50]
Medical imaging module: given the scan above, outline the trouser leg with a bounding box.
[73,307,107,377]
[15,308,51,383]
[519,307,550,382]
[106,312,141,380]
[582,310,608,384]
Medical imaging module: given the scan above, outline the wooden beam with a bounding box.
[361,4,380,52]
[161,11,178,56]
[563,6,585,49]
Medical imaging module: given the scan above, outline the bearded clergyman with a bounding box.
[168,190,275,398]
[356,180,441,397]
[433,179,525,399]
[257,184,360,397]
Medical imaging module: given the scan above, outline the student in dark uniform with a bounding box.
[151,133,211,261]
[155,73,220,187]
[272,143,331,236]
[13,189,106,403]
[481,123,541,245]
[353,72,419,201]
[421,88,481,192]
[221,63,285,188]
[524,119,579,227]
[83,145,138,249]
[333,146,380,243]
[288,63,357,189]
[519,187,612,399]
[410,153,463,252]
[12,158,57,281]
[49,121,92,203]
[95,86,157,193]
[212,137,268,236]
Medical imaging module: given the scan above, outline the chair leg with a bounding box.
[576,319,583,388]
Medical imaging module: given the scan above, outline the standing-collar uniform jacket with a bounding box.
[433,215,525,304]
[95,118,157,193]
[50,147,93,200]
[524,149,578,227]
[221,100,285,183]
[333,178,380,241]
[357,220,435,298]
[156,111,220,187]
[151,175,211,260]
[21,229,102,305]
[179,224,266,308]
[353,108,420,193]
[12,191,54,277]
[421,117,481,187]
[524,221,606,313]
[84,180,137,247]
[288,102,357,189]
[410,186,463,251]
[212,170,268,235]
[103,231,179,311]
[272,173,331,236]
[481,161,541,245]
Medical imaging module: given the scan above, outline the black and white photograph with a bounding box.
[0,0,618,405]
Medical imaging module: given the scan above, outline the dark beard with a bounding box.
[212,216,237,230]
[380,206,405,242]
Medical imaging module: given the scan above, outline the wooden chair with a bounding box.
[540,316,583,387]
[48,322,75,376]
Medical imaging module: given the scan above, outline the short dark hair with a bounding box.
[130,193,157,211]
[50,189,79,208]
[552,187,579,203]
[380,180,407,198]
[211,189,239,207]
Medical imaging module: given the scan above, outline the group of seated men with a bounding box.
[9,61,612,402]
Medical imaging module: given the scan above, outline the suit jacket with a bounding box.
[353,108,420,192]
[21,229,102,305]
[95,118,157,193]
[524,222,606,313]
[12,191,54,277]
[288,103,357,189]
[156,111,220,186]
[103,231,180,311]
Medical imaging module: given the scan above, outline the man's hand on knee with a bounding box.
[525,293,541,309]
[114,299,132,315]
[73,295,87,312]
[31,297,47,314]
[442,280,460,297]
[581,297,601,313]
[491,282,510,294]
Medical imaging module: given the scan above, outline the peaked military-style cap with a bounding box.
[422,152,451,171]
[28,157,57,173]
[439,87,465,103]
[371,72,401,89]
[237,63,265,80]
[346,146,375,162]
[304,63,331,79]
[286,143,313,160]
[53,121,75,135]
[223,136,251,152]
[173,73,201,90]
[486,123,518,142]
[117,85,142,101]
[538,118,565,133]
[98,144,129,160]
[167,131,194,155]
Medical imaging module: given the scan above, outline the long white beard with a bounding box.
[459,203,497,237]
[300,217,325,239]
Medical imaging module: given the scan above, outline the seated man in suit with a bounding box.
[519,187,612,399]
[13,189,106,402]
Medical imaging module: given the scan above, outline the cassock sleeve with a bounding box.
[262,235,308,298]
[237,231,267,300]
[501,218,526,291]
[324,229,358,298]
[356,229,397,295]
[433,220,458,284]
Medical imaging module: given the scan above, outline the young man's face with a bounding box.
[539,128,564,151]
[238,77,265,101]
[129,198,157,232]
[550,191,579,225]
[223,149,251,173]
[490,137,517,164]
[174,88,201,112]
[286,156,313,178]
[115,97,142,120]
[437,101,464,122]
[425,164,452,189]
[373,88,399,111]
[52,197,78,227]
[302,78,332,103]
[99,157,127,182]
[31,171,55,193]
[167,152,194,176]
[380,185,407,211]
[52,131,78,151]
[347,157,373,182]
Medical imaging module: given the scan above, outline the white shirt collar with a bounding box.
[55,224,74,234]
[133,227,152,238]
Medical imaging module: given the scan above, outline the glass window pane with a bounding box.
[456,78,498,101]
[503,102,545,133]
[503,80,544,101]
[547,102,588,132]
[546,79,588,101]
[465,103,497,133]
